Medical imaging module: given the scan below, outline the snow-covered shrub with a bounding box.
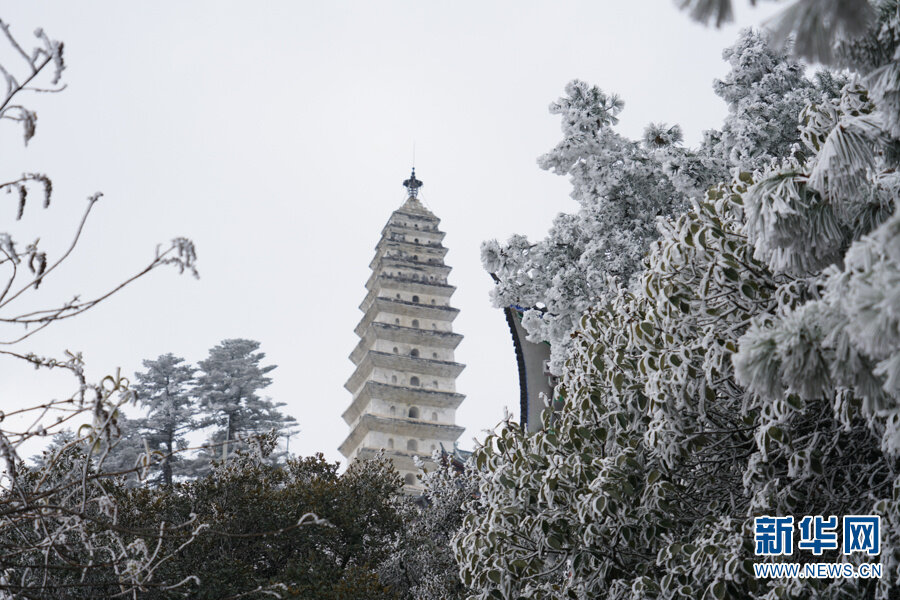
[460,8,900,599]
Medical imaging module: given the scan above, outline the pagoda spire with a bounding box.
[403,168,423,199]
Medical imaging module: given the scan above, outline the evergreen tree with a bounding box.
[36,424,158,488]
[482,80,719,372]
[482,29,835,374]
[708,28,844,172]
[195,339,297,466]
[131,353,198,486]
[119,452,403,600]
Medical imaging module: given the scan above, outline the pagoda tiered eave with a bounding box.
[364,268,453,292]
[370,238,449,260]
[345,351,466,392]
[371,256,452,277]
[366,274,455,295]
[381,222,446,242]
[349,323,463,363]
[342,381,465,423]
[359,280,455,312]
[339,414,464,456]
[388,208,442,225]
[354,298,459,337]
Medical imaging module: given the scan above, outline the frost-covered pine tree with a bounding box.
[129,353,198,486]
[708,28,845,172]
[482,29,840,373]
[482,80,720,371]
[194,339,297,467]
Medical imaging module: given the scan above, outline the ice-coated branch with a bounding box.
[0,19,207,598]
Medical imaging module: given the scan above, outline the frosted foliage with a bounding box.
[382,457,476,600]
[678,0,876,66]
[485,80,718,371]
[737,210,900,456]
[836,1,900,140]
[711,29,842,173]
[462,175,900,600]
[766,0,876,65]
[838,214,900,365]
[742,81,898,277]
[743,163,845,275]
[100,416,156,486]
[195,339,296,468]
[461,17,900,600]
[130,353,198,485]
[485,35,839,372]
[643,122,684,149]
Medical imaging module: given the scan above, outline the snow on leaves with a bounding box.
[462,15,900,600]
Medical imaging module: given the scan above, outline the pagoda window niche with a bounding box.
[410,348,420,357]
[409,406,419,419]
[410,376,420,387]
[407,439,418,452]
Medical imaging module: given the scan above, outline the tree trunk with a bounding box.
[223,412,235,464]
[164,429,173,486]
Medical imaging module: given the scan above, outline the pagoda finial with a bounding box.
[403,168,423,199]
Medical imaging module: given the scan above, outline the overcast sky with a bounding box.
[1,1,784,463]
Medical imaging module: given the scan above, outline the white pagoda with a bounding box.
[340,170,465,491]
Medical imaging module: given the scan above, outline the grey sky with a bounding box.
[2,1,783,463]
